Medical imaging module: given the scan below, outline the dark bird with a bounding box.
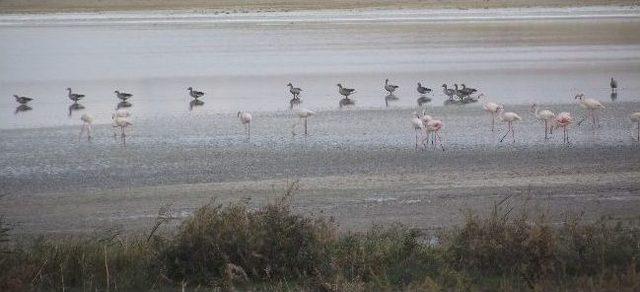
[417,82,431,95]
[115,90,133,101]
[337,83,356,99]
[287,83,302,99]
[188,87,205,99]
[14,94,33,104]
[610,77,618,93]
[67,88,85,103]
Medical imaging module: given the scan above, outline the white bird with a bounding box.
[531,103,555,139]
[481,95,502,132]
[292,108,315,135]
[630,112,640,142]
[67,88,85,103]
[237,111,252,139]
[410,112,424,150]
[498,107,522,143]
[384,79,399,94]
[575,93,605,128]
[112,110,132,138]
[419,114,445,151]
[79,113,94,141]
[553,112,573,144]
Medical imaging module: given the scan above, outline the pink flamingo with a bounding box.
[553,112,573,144]
[498,107,522,143]
[480,94,502,132]
[410,112,424,150]
[420,114,445,151]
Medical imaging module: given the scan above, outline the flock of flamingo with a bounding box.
[10,77,640,148]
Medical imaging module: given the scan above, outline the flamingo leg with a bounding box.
[304,118,308,135]
[491,114,495,132]
[414,129,419,151]
[637,121,639,142]
[436,132,445,151]
[499,122,511,142]
[511,123,515,143]
[79,124,86,139]
[544,120,548,139]
[87,124,92,140]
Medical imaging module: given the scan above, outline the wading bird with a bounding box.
[410,112,425,150]
[292,108,315,135]
[188,87,205,99]
[553,112,573,144]
[498,107,522,143]
[115,90,133,101]
[531,103,555,139]
[610,77,618,93]
[79,113,94,141]
[417,82,431,95]
[420,114,445,151]
[630,112,640,142]
[287,83,302,100]
[481,96,502,132]
[337,84,356,99]
[575,93,605,128]
[237,111,252,139]
[112,109,131,138]
[67,88,84,103]
[384,79,399,94]
[14,94,33,105]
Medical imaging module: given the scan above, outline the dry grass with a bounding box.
[1,183,639,291]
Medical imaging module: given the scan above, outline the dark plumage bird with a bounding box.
[115,90,133,101]
[287,83,302,99]
[14,94,33,104]
[610,77,618,93]
[337,83,356,99]
[384,79,399,94]
[67,88,85,102]
[188,87,205,99]
[460,84,477,95]
[417,82,431,95]
[442,84,455,100]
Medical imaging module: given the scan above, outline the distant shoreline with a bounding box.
[0,0,637,15]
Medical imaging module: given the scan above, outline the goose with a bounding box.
[287,83,302,99]
[14,95,33,104]
[454,84,468,100]
[531,103,555,139]
[442,84,455,100]
[67,88,85,102]
[188,87,205,99]
[610,77,618,93]
[460,84,477,95]
[417,82,431,95]
[114,90,133,101]
[384,79,399,94]
[337,84,356,98]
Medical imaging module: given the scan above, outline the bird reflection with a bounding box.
[68,102,85,116]
[610,92,617,101]
[189,99,205,111]
[339,97,355,108]
[15,104,32,114]
[116,101,132,109]
[417,96,432,107]
[384,93,399,107]
[289,98,302,109]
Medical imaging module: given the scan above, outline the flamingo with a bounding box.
[66,88,84,103]
[630,112,640,142]
[112,109,132,138]
[188,87,205,99]
[610,77,618,93]
[410,112,424,150]
[237,111,252,139]
[498,107,522,143]
[531,103,555,139]
[292,108,315,135]
[481,95,502,132]
[553,112,573,144]
[384,79,399,94]
[14,95,33,104]
[419,114,445,151]
[337,84,356,99]
[575,93,605,128]
[287,83,302,99]
[79,113,94,141]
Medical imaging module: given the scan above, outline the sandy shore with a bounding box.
[0,0,637,14]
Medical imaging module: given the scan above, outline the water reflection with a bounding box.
[610,92,618,101]
[384,93,399,107]
[417,96,432,107]
[289,97,302,109]
[339,98,355,108]
[68,103,85,116]
[189,99,205,111]
[14,104,32,114]
[116,101,132,109]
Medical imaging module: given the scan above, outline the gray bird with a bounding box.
[610,77,618,93]
[67,88,85,103]
[287,83,302,99]
[384,79,399,94]
[337,83,356,99]
[417,82,431,95]
[115,90,133,101]
[14,94,33,104]
[442,84,455,100]
[188,87,205,99]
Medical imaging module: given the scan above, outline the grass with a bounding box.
[1,183,639,291]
